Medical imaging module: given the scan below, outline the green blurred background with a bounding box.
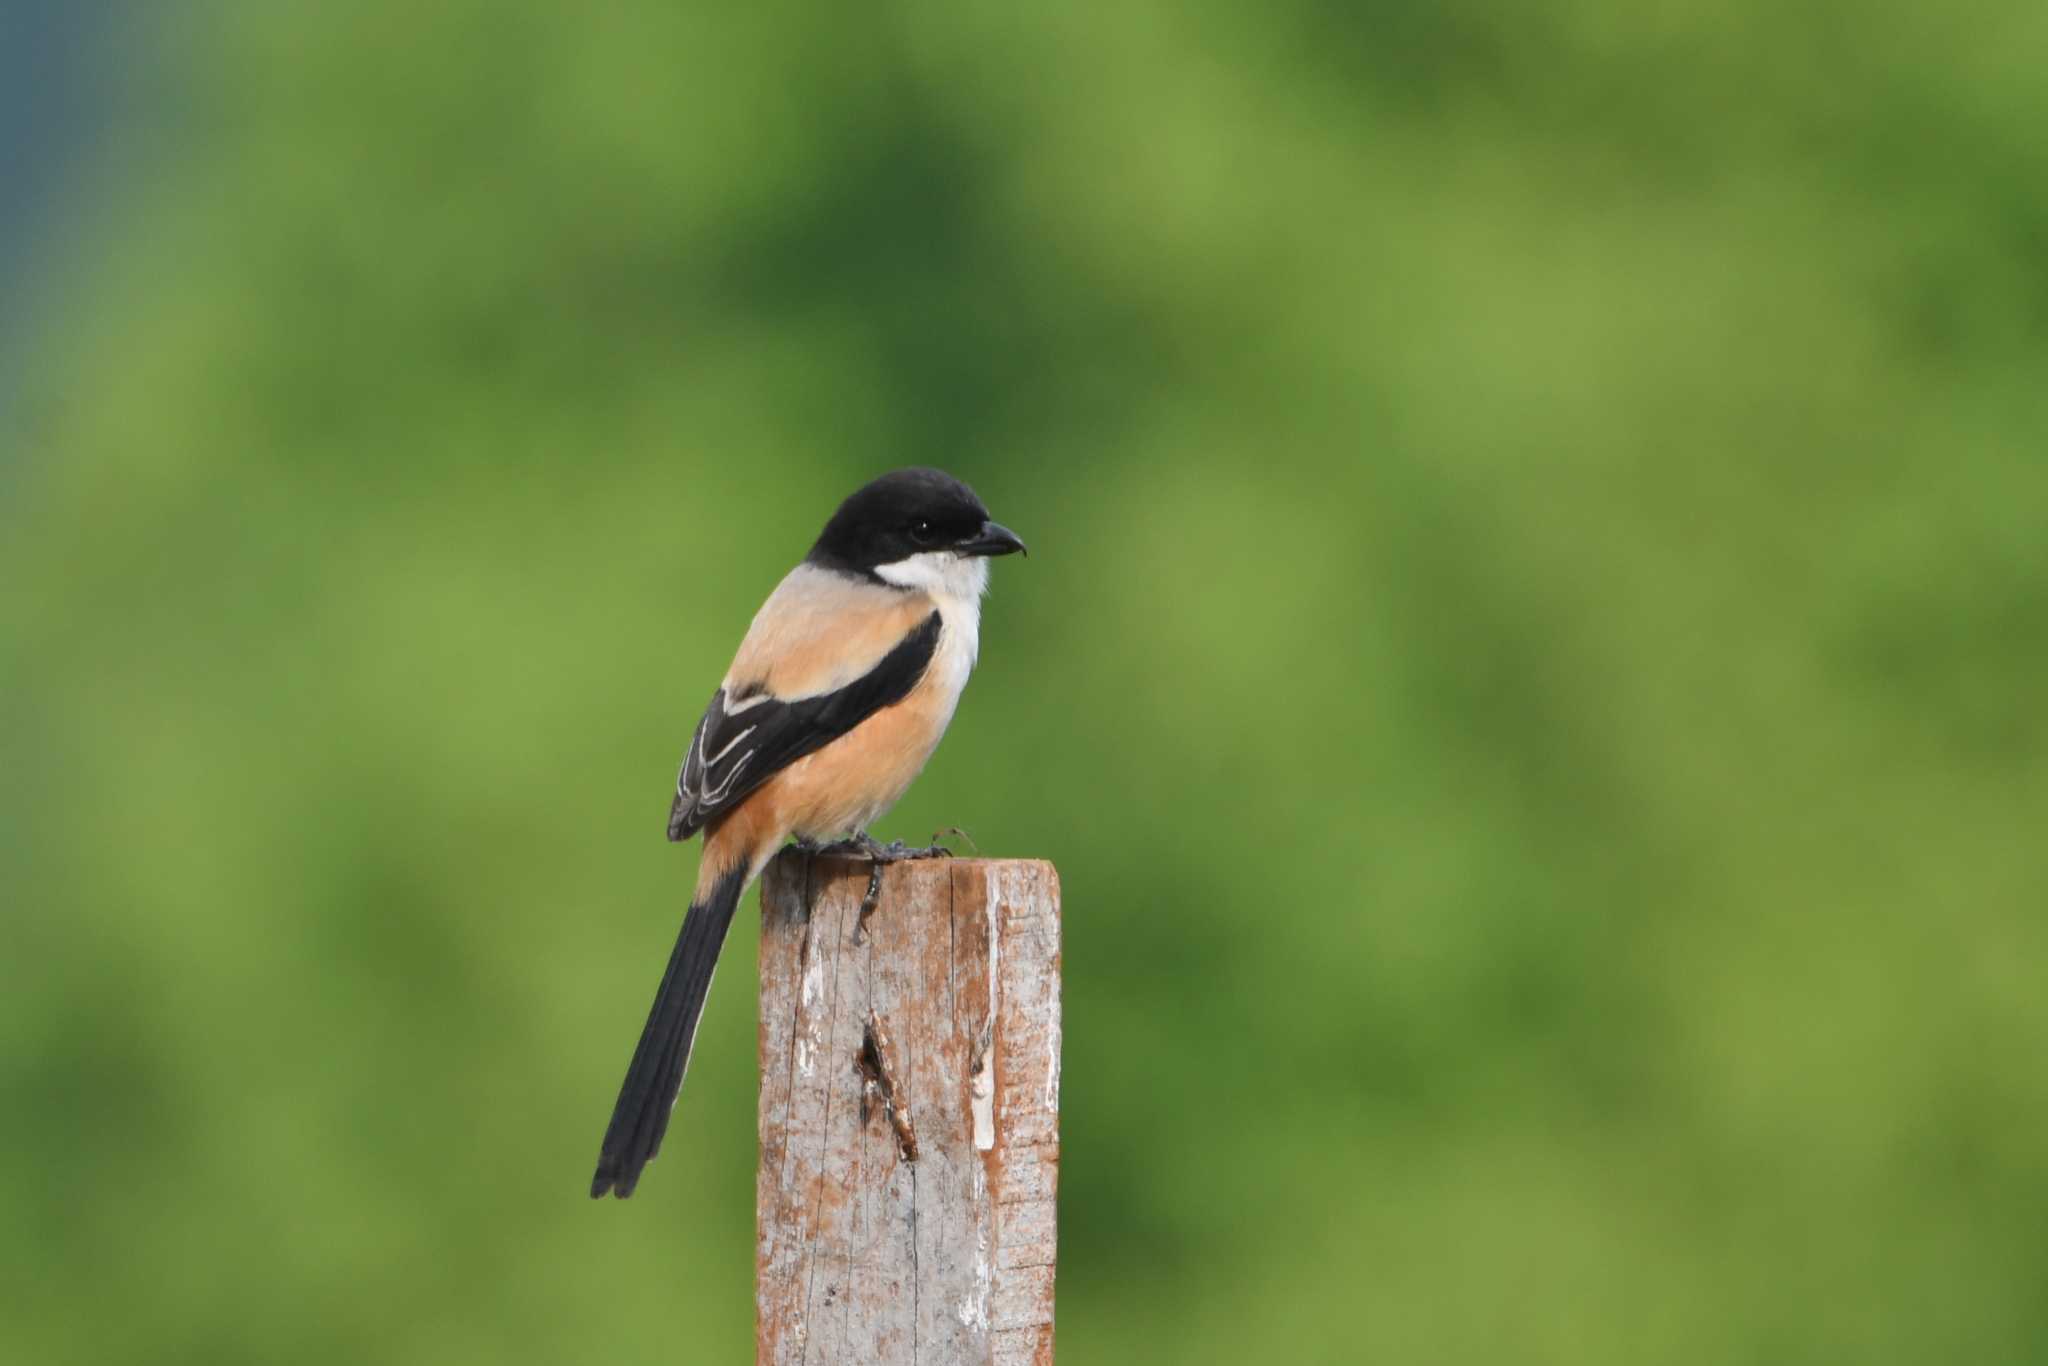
[5,2,2046,1361]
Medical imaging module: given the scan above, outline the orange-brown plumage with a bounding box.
[705,635,969,878]
[591,468,1025,1199]
[726,565,934,700]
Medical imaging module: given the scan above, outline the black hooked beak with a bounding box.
[958,520,1028,558]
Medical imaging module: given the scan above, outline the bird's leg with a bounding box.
[814,830,956,862]
[810,832,881,859]
[828,830,955,943]
[868,834,959,862]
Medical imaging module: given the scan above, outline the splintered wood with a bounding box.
[757,854,1062,1366]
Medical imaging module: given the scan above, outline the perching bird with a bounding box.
[590,468,1027,1198]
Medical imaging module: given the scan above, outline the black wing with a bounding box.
[666,610,942,840]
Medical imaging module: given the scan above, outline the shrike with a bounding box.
[590,467,1027,1198]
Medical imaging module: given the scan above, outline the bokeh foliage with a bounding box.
[5,2,2047,1361]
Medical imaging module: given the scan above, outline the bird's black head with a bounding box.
[806,468,1027,579]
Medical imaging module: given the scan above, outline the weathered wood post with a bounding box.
[756,851,1061,1365]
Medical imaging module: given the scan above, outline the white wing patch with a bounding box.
[703,724,756,768]
[676,705,760,807]
[699,751,751,805]
[667,602,951,841]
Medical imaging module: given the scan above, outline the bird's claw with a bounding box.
[812,832,954,863]
[818,832,955,943]
[810,833,881,859]
[873,839,954,861]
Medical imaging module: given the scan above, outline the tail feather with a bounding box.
[590,862,748,1198]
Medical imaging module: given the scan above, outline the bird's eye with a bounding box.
[909,519,937,545]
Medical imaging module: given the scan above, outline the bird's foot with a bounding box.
[814,831,955,863]
[833,832,957,942]
[808,833,879,859]
[872,838,956,862]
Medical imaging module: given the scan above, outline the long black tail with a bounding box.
[590,863,748,1198]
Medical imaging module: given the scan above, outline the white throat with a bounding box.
[872,550,990,608]
[872,550,988,679]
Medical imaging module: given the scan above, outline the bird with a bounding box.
[590,467,1027,1198]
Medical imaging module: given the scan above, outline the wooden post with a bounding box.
[756,852,1061,1366]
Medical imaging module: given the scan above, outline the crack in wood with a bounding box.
[759,856,1060,1365]
[857,1011,920,1163]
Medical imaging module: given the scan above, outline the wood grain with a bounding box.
[757,853,1061,1366]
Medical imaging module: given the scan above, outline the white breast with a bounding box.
[873,550,988,711]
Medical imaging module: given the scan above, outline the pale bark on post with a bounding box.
[756,852,1061,1366]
